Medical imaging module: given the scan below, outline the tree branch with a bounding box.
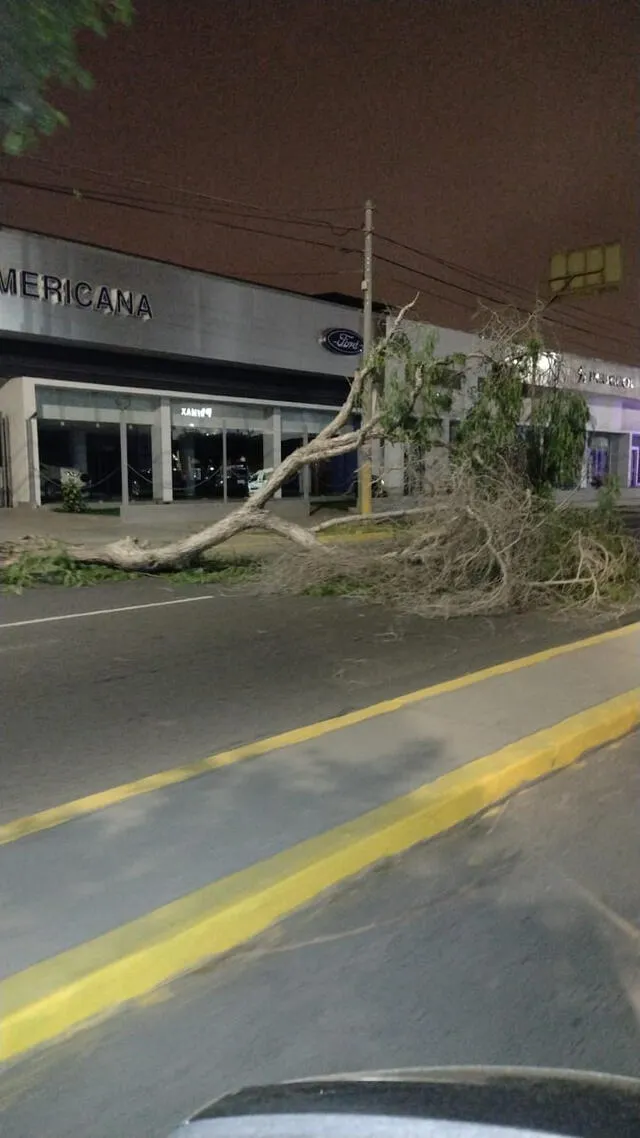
[72,504,324,570]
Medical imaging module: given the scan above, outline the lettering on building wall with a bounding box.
[0,267,153,320]
[180,406,213,419]
[576,366,634,390]
[527,350,636,392]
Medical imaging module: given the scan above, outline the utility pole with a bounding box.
[358,198,375,515]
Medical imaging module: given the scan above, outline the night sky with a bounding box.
[1,0,638,363]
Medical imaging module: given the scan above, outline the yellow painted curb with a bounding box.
[2,688,638,1063]
[321,528,395,542]
[1,619,638,847]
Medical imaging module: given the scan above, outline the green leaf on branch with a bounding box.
[379,327,461,450]
[453,329,590,494]
[1,0,134,155]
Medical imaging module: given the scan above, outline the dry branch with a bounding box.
[71,507,321,571]
[266,463,640,618]
[311,507,433,533]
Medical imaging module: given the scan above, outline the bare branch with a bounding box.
[246,298,419,513]
[311,507,434,533]
[72,504,324,571]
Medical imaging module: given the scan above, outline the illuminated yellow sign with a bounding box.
[549,243,621,295]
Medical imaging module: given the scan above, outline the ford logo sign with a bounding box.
[321,328,364,356]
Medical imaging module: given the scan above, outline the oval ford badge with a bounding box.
[321,328,364,356]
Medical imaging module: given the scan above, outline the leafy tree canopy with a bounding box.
[455,333,591,493]
[1,0,133,155]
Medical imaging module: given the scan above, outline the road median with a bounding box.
[3,686,638,1064]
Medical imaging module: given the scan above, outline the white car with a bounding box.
[248,468,274,495]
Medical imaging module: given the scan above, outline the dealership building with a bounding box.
[1,226,639,509]
[0,228,368,508]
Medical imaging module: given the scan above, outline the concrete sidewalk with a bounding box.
[1,499,389,559]
[3,498,638,558]
[2,623,638,988]
[0,503,298,558]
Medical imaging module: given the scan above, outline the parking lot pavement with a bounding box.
[1,730,638,1138]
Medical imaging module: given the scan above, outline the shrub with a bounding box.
[60,470,87,513]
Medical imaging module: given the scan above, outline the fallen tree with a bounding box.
[70,300,462,571]
[25,299,639,617]
[265,464,640,617]
[261,307,640,616]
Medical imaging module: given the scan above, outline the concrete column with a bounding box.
[383,440,405,498]
[70,429,88,474]
[28,416,41,506]
[152,399,173,502]
[119,416,129,506]
[264,408,282,499]
[0,377,39,506]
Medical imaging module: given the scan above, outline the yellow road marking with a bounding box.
[0,619,638,847]
[3,687,638,1062]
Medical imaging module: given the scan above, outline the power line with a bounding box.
[3,167,638,359]
[244,269,362,279]
[4,162,634,336]
[11,157,363,231]
[379,235,526,305]
[0,172,359,240]
[374,251,640,359]
[375,246,640,354]
[377,231,640,341]
[388,274,478,316]
[0,174,362,258]
[376,252,512,309]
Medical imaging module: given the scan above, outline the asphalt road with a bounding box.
[1,730,638,1138]
[0,578,635,822]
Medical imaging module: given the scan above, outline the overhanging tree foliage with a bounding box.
[0,0,133,155]
[454,310,591,493]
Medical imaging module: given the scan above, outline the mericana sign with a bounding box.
[0,266,152,320]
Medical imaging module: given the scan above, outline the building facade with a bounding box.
[0,0,637,371]
[0,228,365,507]
[382,322,640,500]
[2,227,639,511]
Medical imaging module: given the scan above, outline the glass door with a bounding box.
[587,435,610,487]
[631,446,640,488]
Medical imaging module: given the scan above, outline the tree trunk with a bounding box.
[72,505,323,571]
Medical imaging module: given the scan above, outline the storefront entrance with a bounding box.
[38,421,153,502]
[587,434,611,488]
[170,425,264,499]
[25,385,349,507]
[631,435,640,489]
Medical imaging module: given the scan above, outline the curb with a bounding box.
[3,687,639,1063]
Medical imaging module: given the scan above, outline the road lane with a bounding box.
[2,579,632,822]
[1,731,638,1138]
